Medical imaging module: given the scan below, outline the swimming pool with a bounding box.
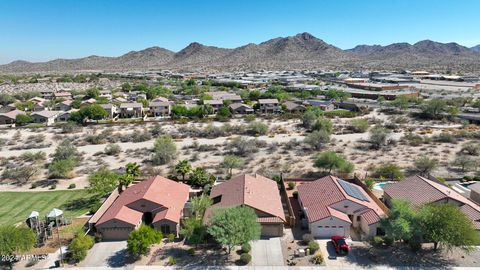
[373,182,394,190]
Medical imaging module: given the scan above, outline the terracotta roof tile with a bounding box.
[96,176,190,226]
[205,174,285,223]
[297,175,384,223]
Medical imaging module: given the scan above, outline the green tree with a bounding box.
[180,217,207,247]
[374,163,404,181]
[216,106,232,119]
[191,194,212,219]
[414,155,438,176]
[302,107,324,130]
[127,225,163,258]
[221,155,244,177]
[68,233,95,262]
[314,151,354,174]
[453,155,475,172]
[364,177,375,190]
[175,160,192,182]
[419,203,479,251]
[188,168,215,188]
[207,207,261,254]
[369,126,392,149]
[380,200,420,244]
[85,87,100,99]
[0,93,15,106]
[88,168,119,196]
[15,114,33,125]
[152,135,177,165]
[420,98,448,119]
[0,226,36,256]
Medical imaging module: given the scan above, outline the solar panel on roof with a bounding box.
[337,179,370,202]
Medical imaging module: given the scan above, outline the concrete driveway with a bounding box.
[81,241,129,268]
[318,239,368,268]
[251,237,284,266]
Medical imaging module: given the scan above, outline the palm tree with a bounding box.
[175,160,192,182]
[118,162,141,192]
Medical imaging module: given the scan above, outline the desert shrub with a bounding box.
[85,133,108,144]
[48,158,76,178]
[60,122,82,133]
[302,233,314,245]
[68,183,76,189]
[167,233,175,243]
[1,166,39,183]
[239,253,251,265]
[104,144,121,156]
[69,234,95,262]
[228,137,259,156]
[246,122,268,136]
[384,237,394,246]
[308,240,319,253]
[373,236,384,246]
[241,243,251,253]
[127,225,163,257]
[350,119,370,133]
[402,132,424,146]
[304,130,330,150]
[187,248,195,255]
[311,251,323,264]
[19,151,46,162]
[435,132,454,143]
[152,135,177,165]
[287,181,296,190]
[167,256,176,265]
[461,142,480,155]
[50,184,57,190]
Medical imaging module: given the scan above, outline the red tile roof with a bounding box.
[297,175,384,225]
[205,174,285,223]
[96,176,190,227]
[384,175,480,230]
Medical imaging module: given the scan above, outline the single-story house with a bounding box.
[30,111,62,126]
[284,101,306,113]
[94,176,190,241]
[149,101,171,117]
[383,175,480,234]
[80,98,97,108]
[100,104,117,119]
[258,99,280,113]
[229,103,254,114]
[305,100,335,111]
[0,109,25,125]
[151,96,169,103]
[297,175,385,239]
[57,110,77,122]
[204,174,286,237]
[99,90,112,100]
[119,103,143,118]
[54,91,72,100]
[203,100,224,112]
[54,100,72,111]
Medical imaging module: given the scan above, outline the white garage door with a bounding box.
[312,225,346,239]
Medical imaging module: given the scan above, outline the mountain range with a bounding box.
[1,32,479,73]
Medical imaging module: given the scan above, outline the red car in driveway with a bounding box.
[331,235,349,254]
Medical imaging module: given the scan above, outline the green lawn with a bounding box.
[0,190,98,226]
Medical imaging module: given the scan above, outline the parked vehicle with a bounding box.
[331,235,349,254]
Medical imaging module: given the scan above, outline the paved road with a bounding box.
[251,238,284,266]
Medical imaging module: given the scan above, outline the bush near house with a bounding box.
[68,233,95,262]
[308,240,319,253]
[239,253,252,265]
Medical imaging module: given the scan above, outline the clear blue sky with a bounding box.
[1,0,479,64]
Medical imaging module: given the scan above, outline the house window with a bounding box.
[332,226,336,228]
[325,226,330,228]
[357,216,361,222]
[344,205,349,208]
[339,226,343,228]
[212,195,222,204]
